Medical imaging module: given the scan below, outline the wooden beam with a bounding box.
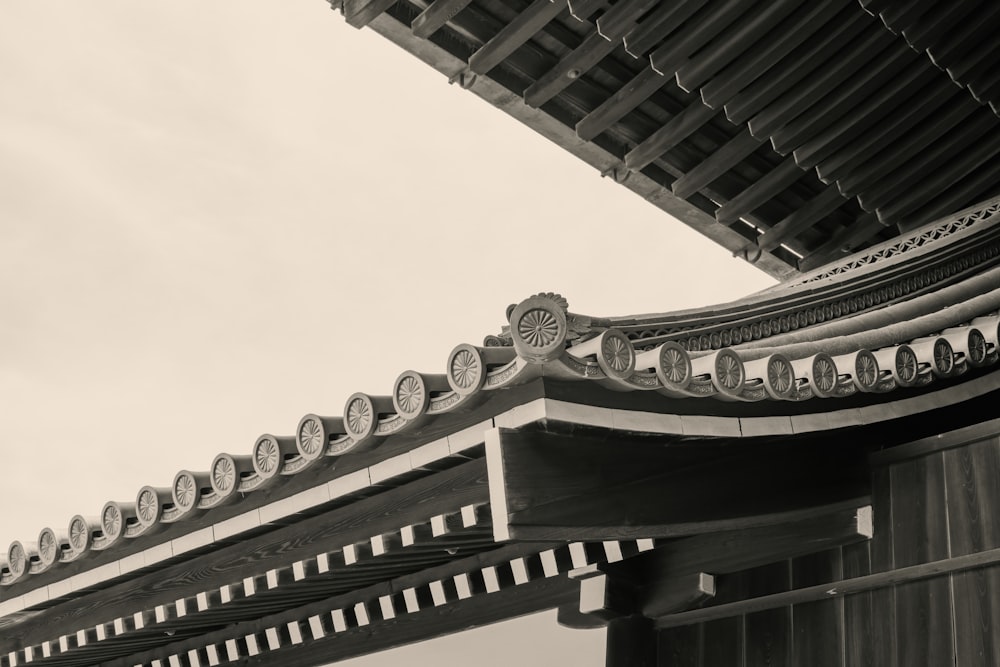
[715,156,805,225]
[624,102,718,171]
[410,0,474,39]
[897,156,1000,233]
[576,67,665,141]
[671,129,764,199]
[524,0,657,108]
[655,545,1000,629]
[674,0,799,94]
[344,0,397,29]
[487,427,871,543]
[797,213,886,272]
[622,1,706,58]
[751,185,847,252]
[606,615,657,667]
[699,1,844,109]
[557,603,609,629]
[467,0,564,75]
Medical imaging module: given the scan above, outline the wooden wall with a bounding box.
[653,424,1000,667]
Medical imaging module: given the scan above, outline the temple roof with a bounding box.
[2,197,999,625]
[333,0,1000,278]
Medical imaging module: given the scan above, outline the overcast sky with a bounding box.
[0,2,774,664]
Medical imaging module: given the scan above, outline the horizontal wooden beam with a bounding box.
[487,426,871,543]
[655,545,1000,629]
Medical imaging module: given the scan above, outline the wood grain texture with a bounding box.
[891,454,953,667]
[656,623,700,667]
[841,541,876,667]
[742,561,791,667]
[2,459,490,652]
[791,550,843,667]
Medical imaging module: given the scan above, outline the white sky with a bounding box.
[0,2,775,664]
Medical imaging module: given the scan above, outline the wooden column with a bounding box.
[607,615,656,667]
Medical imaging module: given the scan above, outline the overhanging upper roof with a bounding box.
[333,0,1000,278]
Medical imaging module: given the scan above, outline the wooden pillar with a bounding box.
[606,615,656,667]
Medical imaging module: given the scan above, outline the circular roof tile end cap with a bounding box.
[508,296,569,363]
[447,344,487,396]
[253,434,289,480]
[296,414,341,462]
[135,486,166,528]
[712,348,745,397]
[931,337,955,377]
[809,353,839,399]
[393,370,430,419]
[100,501,127,545]
[655,342,692,391]
[211,453,240,498]
[764,353,796,400]
[597,329,636,380]
[171,470,202,512]
[6,541,29,581]
[344,393,379,442]
[37,527,63,568]
[67,515,94,554]
[966,327,989,367]
[852,349,881,393]
[892,344,920,387]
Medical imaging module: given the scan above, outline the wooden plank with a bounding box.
[524,0,657,108]
[656,623,700,667]
[344,0,397,29]
[751,185,847,253]
[876,127,1000,226]
[656,545,1000,630]
[743,561,791,667]
[944,439,1000,667]
[576,66,666,141]
[839,97,982,200]
[671,129,765,198]
[890,454,953,667]
[674,0,801,94]
[622,1,706,59]
[747,26,889,140]
[715,156,805,225]
[723,9,870,125]
[902,2,977,52]
[648,0,754,78]
[699,0,845,109]
[607,615,657,667]
[792,58,938,170]
[624,102,718,171]
[639,572,715,618]
[488,428,871,543]
[467,0,564,75]
[857,108,997,211]
[411,0,474,39]
[841,541,875,667]
[631,504,871,578]
[815,80,962,184]
[791,550,844,667]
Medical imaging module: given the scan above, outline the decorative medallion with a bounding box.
[854,350,879,391]
[657,343,690,389]
[812,355,838,395]
[102,503,122,541]
[136,487,160,526]
[253,436,281,477]
[212,455,236,495]
[599,331,635,378]
[448,344,484,395]
[895,346,919,386]
[393,372,426,417]
[69,516,89,552]
[298,418,324,457]
[508,296,568,362]
[518,309,560,348]
[173,472,197,510]
[933,339,954,376]
[767,355,794,397]
[346,396,373,437]
[38,528,58,566]
[714,350,744,393]
[967,329,988,366]
[7,543,25,577]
